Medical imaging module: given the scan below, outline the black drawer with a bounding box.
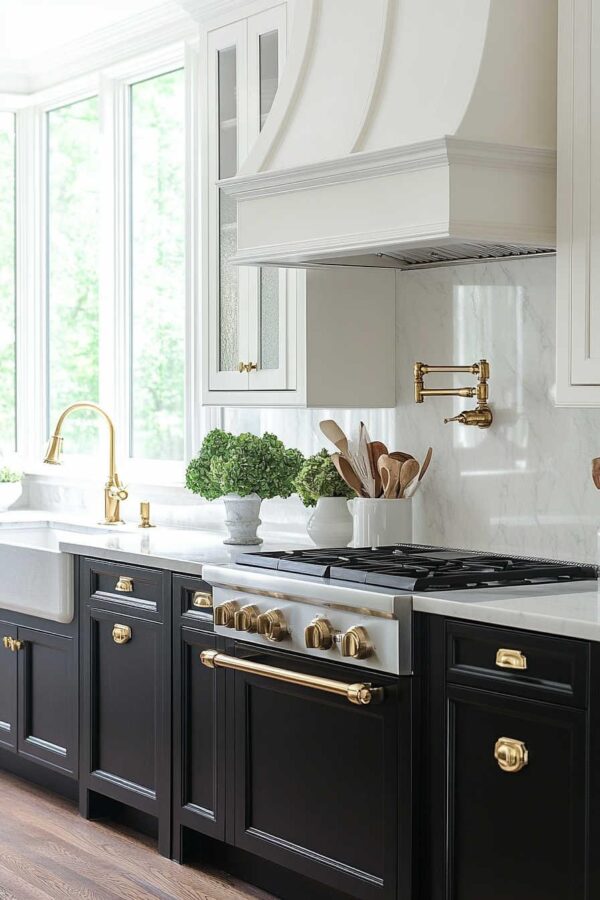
[445,620,589,707]
[173,574,213,628]
[81,557,166,620]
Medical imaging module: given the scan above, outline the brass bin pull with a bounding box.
[496,648,527,670]
[200,650,383,706]
[494,737,529,773]
[112,624,132,645]
[192,591,212,609]
[115,576,134,593]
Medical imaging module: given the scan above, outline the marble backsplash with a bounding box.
[23,255,600,563]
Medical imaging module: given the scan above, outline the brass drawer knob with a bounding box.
[496,648,527,670]
[494,737,528,773]
[115,576,134,593]
[192,591,212,609]
[112,624,132,645]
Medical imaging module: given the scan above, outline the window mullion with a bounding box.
[15,106,46,465]
[99,76,130,473]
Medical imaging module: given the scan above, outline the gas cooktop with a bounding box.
[236,544,598,592]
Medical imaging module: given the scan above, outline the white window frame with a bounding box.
[4,39,221,487]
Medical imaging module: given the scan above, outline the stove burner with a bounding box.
[236,544,597,592]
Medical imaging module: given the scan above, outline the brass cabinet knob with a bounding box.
[304,617,335,650]
[192,591,212,609]
[340,626,373,660]
[2,636,10,650]
[2,636,23,652]
[112,624,132,645]
[256,608,288,642]
[494,737,529,773]
[234,604,260,632]
[496,648,527,670]
[115,576,134,593]
[214,600,240,628]
[247,362,257,372]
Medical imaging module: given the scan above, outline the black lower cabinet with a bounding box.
[425,615,588,900]
[0,618,76,776]
[172,626,225,849]
[80,599,171,856]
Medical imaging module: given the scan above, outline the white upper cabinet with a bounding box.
[200,2,396,407]
[557,0,600,404]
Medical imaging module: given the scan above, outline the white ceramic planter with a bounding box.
[349,497,412,548]
[222,492,262,545]
[306,496,353,547]
[0,482,22,512]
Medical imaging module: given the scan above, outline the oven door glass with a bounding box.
[230,642,407,900]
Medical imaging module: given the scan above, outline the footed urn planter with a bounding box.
[306,497,352,547]
[223,493,262,545]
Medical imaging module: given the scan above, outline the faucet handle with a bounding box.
[444,413,466,424]
[108,483,128,501]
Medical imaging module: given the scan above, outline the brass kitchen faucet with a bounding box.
[414,359,493,428]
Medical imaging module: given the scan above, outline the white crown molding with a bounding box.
[220,137,557,201]
[179,0,249,23]
[0,1,198,96]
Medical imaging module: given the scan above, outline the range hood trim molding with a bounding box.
[220,137,556,202]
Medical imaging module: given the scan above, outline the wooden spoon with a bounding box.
[331,452,363,496]
[398,458,420,498]
[378,455,400,499]
[320,420,350,458]
[389,451,415,464]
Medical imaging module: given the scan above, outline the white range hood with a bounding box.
[223,0,557,269]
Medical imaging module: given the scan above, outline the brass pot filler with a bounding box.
[414,359,493,427]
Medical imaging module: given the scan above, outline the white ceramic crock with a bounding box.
[306,496,353,547]
[348,497,412,548]
[222,492,263,545]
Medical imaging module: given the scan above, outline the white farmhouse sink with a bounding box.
[0,522,105,624]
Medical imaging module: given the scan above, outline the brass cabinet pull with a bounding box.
[112,624,132,645]
[115,576,134,593]
[192,591,212,609]
[200,650,383,706]
[496,648,527,670]
[238,361,258,374]
[2,636,23,652]
[494,737,529,773]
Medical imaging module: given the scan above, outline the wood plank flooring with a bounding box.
[0,770,274,900]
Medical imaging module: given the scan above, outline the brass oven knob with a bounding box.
[256,608,288,642]
[234,604,260,632]
[304,617,335,650]
[340,626,373,660]
[494,737,529,773]
[214,600,240,628]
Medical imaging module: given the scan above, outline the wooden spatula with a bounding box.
[320,420,350,458]
[331,453,363,496]
[398,458,420,498]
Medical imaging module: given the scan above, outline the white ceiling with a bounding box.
[0,0,168,63]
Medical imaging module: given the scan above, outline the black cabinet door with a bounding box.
[81,606,169,818]
[16,626,76,776]
[443,684,586,900]
[173,627,225,841]
[231,645,403,900]
[0,621,17,752]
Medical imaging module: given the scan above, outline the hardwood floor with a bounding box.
[0,770,274,900]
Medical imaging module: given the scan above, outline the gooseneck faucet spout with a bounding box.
[44,401,128,524]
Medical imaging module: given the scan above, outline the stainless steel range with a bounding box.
[200,544,596,900]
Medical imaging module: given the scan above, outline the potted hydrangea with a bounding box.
[186,429,303,544]
[0,466,22,512]
[294,450,354,546]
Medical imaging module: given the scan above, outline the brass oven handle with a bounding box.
[496,648,527,670]
[200,650,383,706]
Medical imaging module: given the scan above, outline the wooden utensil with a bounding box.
[359,422,376,497]
[368,442,385,496]
[320,420,350,458]
[378,454,400,499]
[593,457,600,490]
[389,451,415,464]
[398,458,420,498]
[331,453,363,496]
[418,446,433,482]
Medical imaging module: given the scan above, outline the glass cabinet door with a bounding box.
[246,6,292,391]
[208,22,249,390]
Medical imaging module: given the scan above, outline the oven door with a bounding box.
[224,641,408,900]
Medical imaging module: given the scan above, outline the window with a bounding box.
[129,69,185,461]
[47,97,100,454]
[0,113,15,455]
